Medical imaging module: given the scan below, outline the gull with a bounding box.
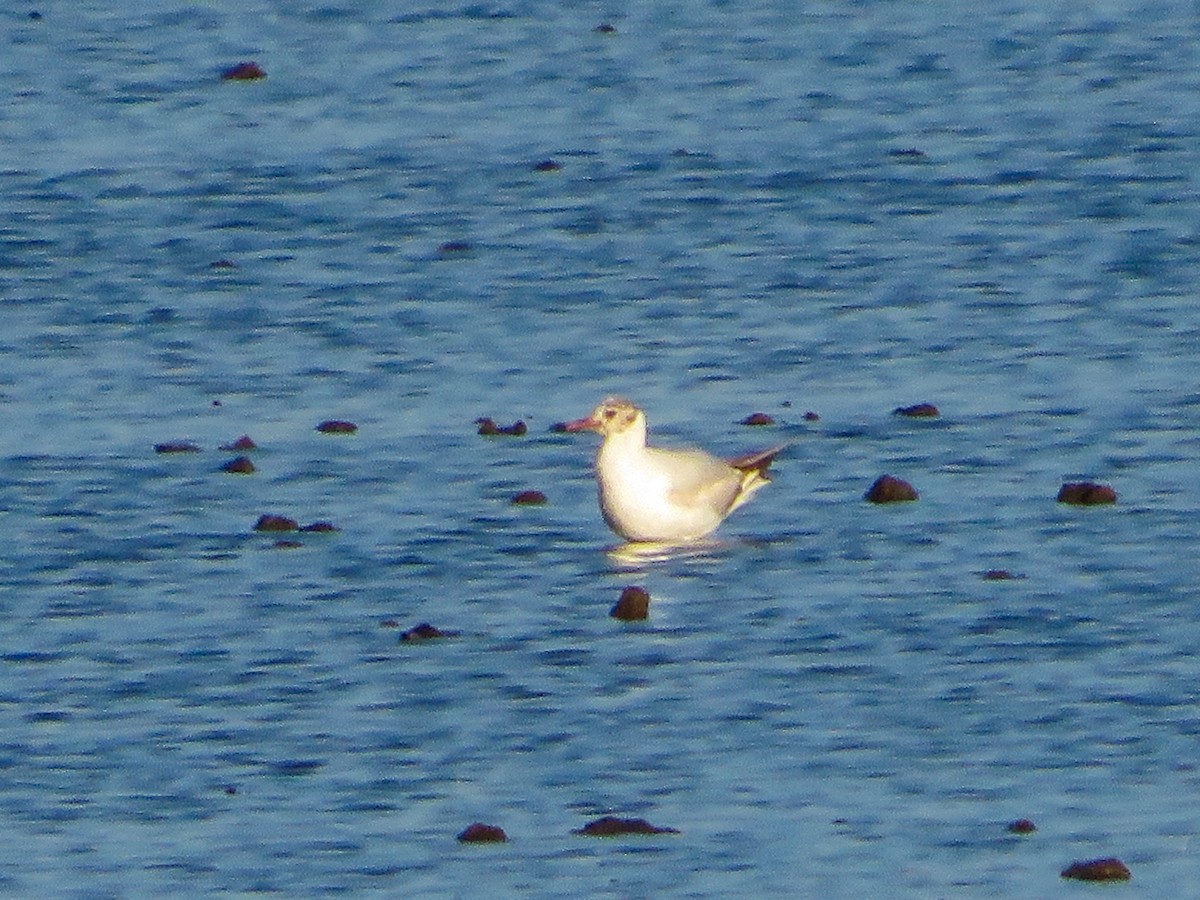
[563,398,784,543]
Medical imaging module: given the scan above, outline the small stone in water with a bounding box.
[254,514,298,532]
[740,412,775,426]
[572,816,679,836]
[611,586,650,621]
[894,402,940,417]
[457,823,508,843]
[1057,482,1117,504]
[1061,858,1131,881]
[512,490,547,505]
[221,61,266,81]
[400,623,459,642]
[155,441,201,454]
[220,435,258,451]
[221,456,256,474]
[865,475,919,502]
[316,420,357,434]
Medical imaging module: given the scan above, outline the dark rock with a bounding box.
[594,22,617,33]
[221,61,266,81]
[154,441,201,454]
[316,420,357,434]
[803,411,820,421]
[221,455,256,474]
[477,417,527,436]
[438,241,473,254]
[893,402,940,418]
[983,569,1015,581]
[533,159,561,172]
[220,435,258,451]
[223,785,238,795]
[865,475,919,502]
[1061,858,1131,881]
[254,514,298,532]
[512,490,547,505]
[1057,482,1117,505]
[273,539,303,549]
[889,147,928,160]
[208,259,238,270]
[1007,818,1037,834]
[611,586,650,621]
[572,816,679,837]
[400,623,459,642]
[740,412,775,426]
[457,823,508,843]
[299,521,339,532]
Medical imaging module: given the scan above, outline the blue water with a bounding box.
[3,1,1200,895]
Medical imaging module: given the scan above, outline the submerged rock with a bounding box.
[740,412,776,426]
[316,420,357,434]
[457,823,508,843]
[254,514,298,532]
[865,475,919,503]
[400,623,459,642]
[220,435,258,451]
[221,456,256,474]
[1061,858,1131,881]
[477,417,527,436]
[221,61,266,81]
[1007,818,1037,834]
[511,490,547,505]
[1057,482,1117,505]
[611,586,650,621]
[154,441,201,454]
[894,402,940,418]
[983,569,1017,581]
[299,521,339,532]
[572,816,679,837]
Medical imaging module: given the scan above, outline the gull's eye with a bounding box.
[604,408,616,419]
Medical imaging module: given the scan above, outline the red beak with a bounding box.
[561,415,599,433]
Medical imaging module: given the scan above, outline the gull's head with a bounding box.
[563,397,644,438]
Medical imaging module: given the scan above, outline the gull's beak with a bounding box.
[561,415,599,433]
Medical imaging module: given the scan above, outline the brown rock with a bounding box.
[803,411,821,421]
[254,514,298,532]
[740,412,776,426]
[512,490,547,505]
[220,435,258,451]
[983,569,1016,581]
[1007,818,1037,834]
[1061,858,1131,881]
[1057,482,1117,505]
[611,586,650,621]
[572,816,679,837]
[477,417,527,436]
[438,241,473,254]
[154,441,201,454]
[316,420,357,434]
[400,623,459,642]
[894,402,940,418]
[221,61,266,81]
[457,823,508,843]
[221,455,256,474]
[299,521,339,532]
[865,474,919,502]
[533,159,561,172]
